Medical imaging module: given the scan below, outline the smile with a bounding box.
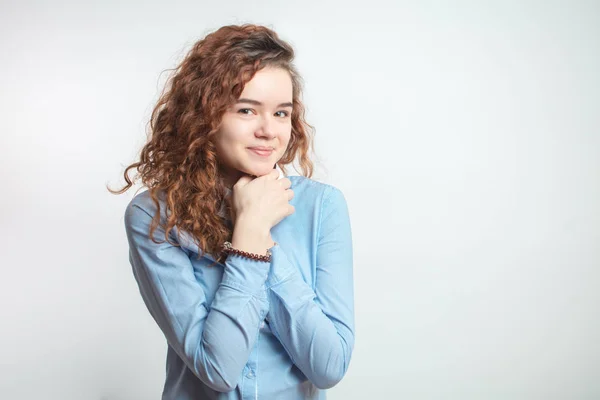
[248,148,273,157]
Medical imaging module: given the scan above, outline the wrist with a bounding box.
[231,217,272,254]
[234,215,270,236]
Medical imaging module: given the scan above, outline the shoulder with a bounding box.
[289,175,348,208]
[124,189,168,227]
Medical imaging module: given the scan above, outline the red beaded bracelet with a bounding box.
[221,241,275,263]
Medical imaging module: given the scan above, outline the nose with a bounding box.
[255,115,277,139]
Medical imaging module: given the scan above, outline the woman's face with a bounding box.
[214,66,293,187]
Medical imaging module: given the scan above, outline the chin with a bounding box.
[240,164,275,177]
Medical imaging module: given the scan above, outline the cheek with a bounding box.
[282,128,292,145]
[223,120,254,143]
[215,127,237,147]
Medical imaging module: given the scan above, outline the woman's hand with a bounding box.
[230,169,294,253]
[232,169,294,230]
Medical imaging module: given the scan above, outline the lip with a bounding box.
[248,147,274,157]
[248,146,274,151]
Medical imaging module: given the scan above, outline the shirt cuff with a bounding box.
[221,253,271,296]
[266,244,304,288]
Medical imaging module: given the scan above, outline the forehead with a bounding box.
[240,67,293,103]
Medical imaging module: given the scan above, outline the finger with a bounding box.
[234,174,253,187]
[286,188,294,201]
[264,168,280,180]
[278,177,292,189]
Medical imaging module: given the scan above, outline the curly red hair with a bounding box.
[108,24,315,264]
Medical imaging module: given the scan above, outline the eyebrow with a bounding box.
[236,98,293,108]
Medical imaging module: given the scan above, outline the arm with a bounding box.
[265,185,355,389]
[124,201,270,393]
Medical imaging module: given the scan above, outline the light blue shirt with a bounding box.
[124,175,355,399]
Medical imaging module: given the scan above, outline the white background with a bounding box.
[1,1,599,399]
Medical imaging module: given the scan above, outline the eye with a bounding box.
[275,110,290,118]
[237,108,255,115]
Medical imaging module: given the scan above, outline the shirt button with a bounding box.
[246,369,255,378]
[260,321,265,328]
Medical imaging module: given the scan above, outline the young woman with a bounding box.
[110,24,354,399]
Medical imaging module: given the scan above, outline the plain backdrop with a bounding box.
[1,1,599,399]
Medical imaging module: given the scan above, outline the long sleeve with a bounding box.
[124,200,270,393]
[265,185,355,389]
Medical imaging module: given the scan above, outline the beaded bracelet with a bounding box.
[221,241,275,263]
